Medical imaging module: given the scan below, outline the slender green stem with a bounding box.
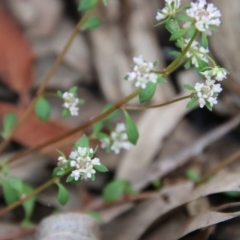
[123,95,191,110]
[0,0,101,155]
[153,30,198,75]
[166,30,198,74]
[0,177,59,217]
[194,50,217,67]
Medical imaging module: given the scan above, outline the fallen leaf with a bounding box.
[102,171,240,240]
[0,5,35,106]
[0,102,81,158]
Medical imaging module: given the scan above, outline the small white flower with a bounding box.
[201,67,228,81]
[186,0,221,34]
[194,78,222,108]
[184,39,209,68]
[126,55,158,89]
[62,91,80,116]
[100,138,111,149]
[92,158,101,165]
[100,123,132,155]
[208,97,218,107]
[71,170,81,181]
[68,147,101,181]
[156,0,181,21]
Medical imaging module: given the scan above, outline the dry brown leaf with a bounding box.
[131,114,240,191]
[0,102,81,157]
[102,171,240,240]
[0,5,35,105]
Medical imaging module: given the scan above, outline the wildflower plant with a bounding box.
[0,0,229,222]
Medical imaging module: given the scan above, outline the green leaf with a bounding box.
[56,170,66,177]
[57,90,62,97]
[170,51,181,57]
[102,104,120,121]
[186,98,198,108]
[3,113,17,137]
[201,33,208,49]
[66,175,74,183]
[178,5,191,11]
[174,15,193,22]
[185,169,201,182]
[0,180,18,205]
[93,121,103,134]
[139,82,157,103]
[83,17,101,30]
[20,219,34,228]
[103,180,127,202]
[165,19,179,33]
[35,96,51,121]
[205,102,212,111]
[183,84,195,91]
[187,26,197,39]
[85,211,103,223]
[195,56,208,73]
[91,174,95,181]
[224,191,240,198]
[94,164,108,172]
[69,86,78,94]
[170,28,189,41]
[52,167,62,177]
[153,61,158,67]
[62,108,69,119]
[184,60,191,69]
[21,184,36,222]
[9,177,23,193]
[75,135,89,148]
[102,0,107,6]
[157,75,167,83]
[57,183,69,205]
[123,111,139,145]
[78,0,97,11]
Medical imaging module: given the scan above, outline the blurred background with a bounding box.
[1,0,240,239]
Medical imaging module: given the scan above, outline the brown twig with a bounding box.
[122,95,191,110]
[132,114,240,191]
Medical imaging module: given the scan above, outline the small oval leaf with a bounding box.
[186,98,198,108]
[123,111,139,145]
[78,0,97,11]
[35,96,51,121]
[139,82,157,103]
[57,183,69,205]
[94,164,108,172]
[83,17,101,30]
[103,180,126,202]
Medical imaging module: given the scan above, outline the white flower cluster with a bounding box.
[100,123,131,154]
[62,92,79,116]
[126,55,158,89]
[201,67,228,81]
[184,39,209,68]
[69,147,101,181]
[194,78,222,108]
[186,0,221,34]
[156,0,181,21]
